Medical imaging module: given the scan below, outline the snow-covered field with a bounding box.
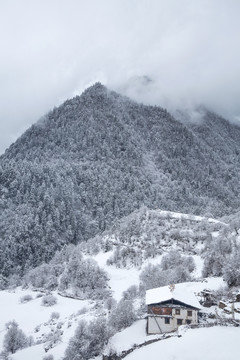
[102,278,228,357]
[105,320,162,355]
[124,326,240,360]
[0,266,226,360]
[0,289,92,360]
[0,245,229,360]
[154,210,228,225]
[91,251,141,301]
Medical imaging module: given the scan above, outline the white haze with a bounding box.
[0,0,240,153]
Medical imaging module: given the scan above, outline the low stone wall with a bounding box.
[103,334,176,360]
[190,319,240,329]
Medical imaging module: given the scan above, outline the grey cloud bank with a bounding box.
[1,0,240,154]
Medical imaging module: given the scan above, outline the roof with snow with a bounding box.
[146,282,201,309]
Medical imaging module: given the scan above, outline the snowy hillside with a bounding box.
[1,276,239,360]
[0,289,92,359]
[0,207,239,360]
[123,327,240,360]
[0,207,239,359]
[83,207,227,269]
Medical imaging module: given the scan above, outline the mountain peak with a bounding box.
[81,82,108,98]
[79,82,131,109]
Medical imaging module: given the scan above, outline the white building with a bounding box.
[146,283,201,334]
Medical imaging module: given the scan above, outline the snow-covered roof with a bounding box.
[146,282,201,309]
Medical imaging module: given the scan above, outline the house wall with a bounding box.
[148,316,175,333]
[148,308,198,334]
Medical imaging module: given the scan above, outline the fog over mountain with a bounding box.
[1,0,240,153]
[0,83,240,277]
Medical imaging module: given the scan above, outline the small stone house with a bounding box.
[198,289,216,307]
[146,284,201,334]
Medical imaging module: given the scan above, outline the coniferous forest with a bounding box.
[1,83,240,278]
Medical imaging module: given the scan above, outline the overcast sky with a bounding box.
[1,0,240,154]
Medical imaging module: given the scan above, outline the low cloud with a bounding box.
[1,0,240,153]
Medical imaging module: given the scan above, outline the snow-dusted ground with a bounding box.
[0,249,227,360]
[0,212,233,360]
[91,251,205,301]
[0,289,92,360]
[0,249,149,360]
[102,278,226,356]
[124,326,240,360]
[91,251,140,301]
[154,209,228,225]
[192,255,204,278]
[104,319,171,355]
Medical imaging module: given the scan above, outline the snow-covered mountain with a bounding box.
[1,84,240,279]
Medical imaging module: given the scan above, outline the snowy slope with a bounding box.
[0,289,92,359]
[0,209,237,360]
[153,210,227,225]
[124,327,240,360]
[6,277,227,360]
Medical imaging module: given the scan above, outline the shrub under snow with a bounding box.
[41,294,58,307]
[140,251,195,290]
[64,317,110,360]
[59,253,110,299]
[20,294,33,303]
[109,299,137,331]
